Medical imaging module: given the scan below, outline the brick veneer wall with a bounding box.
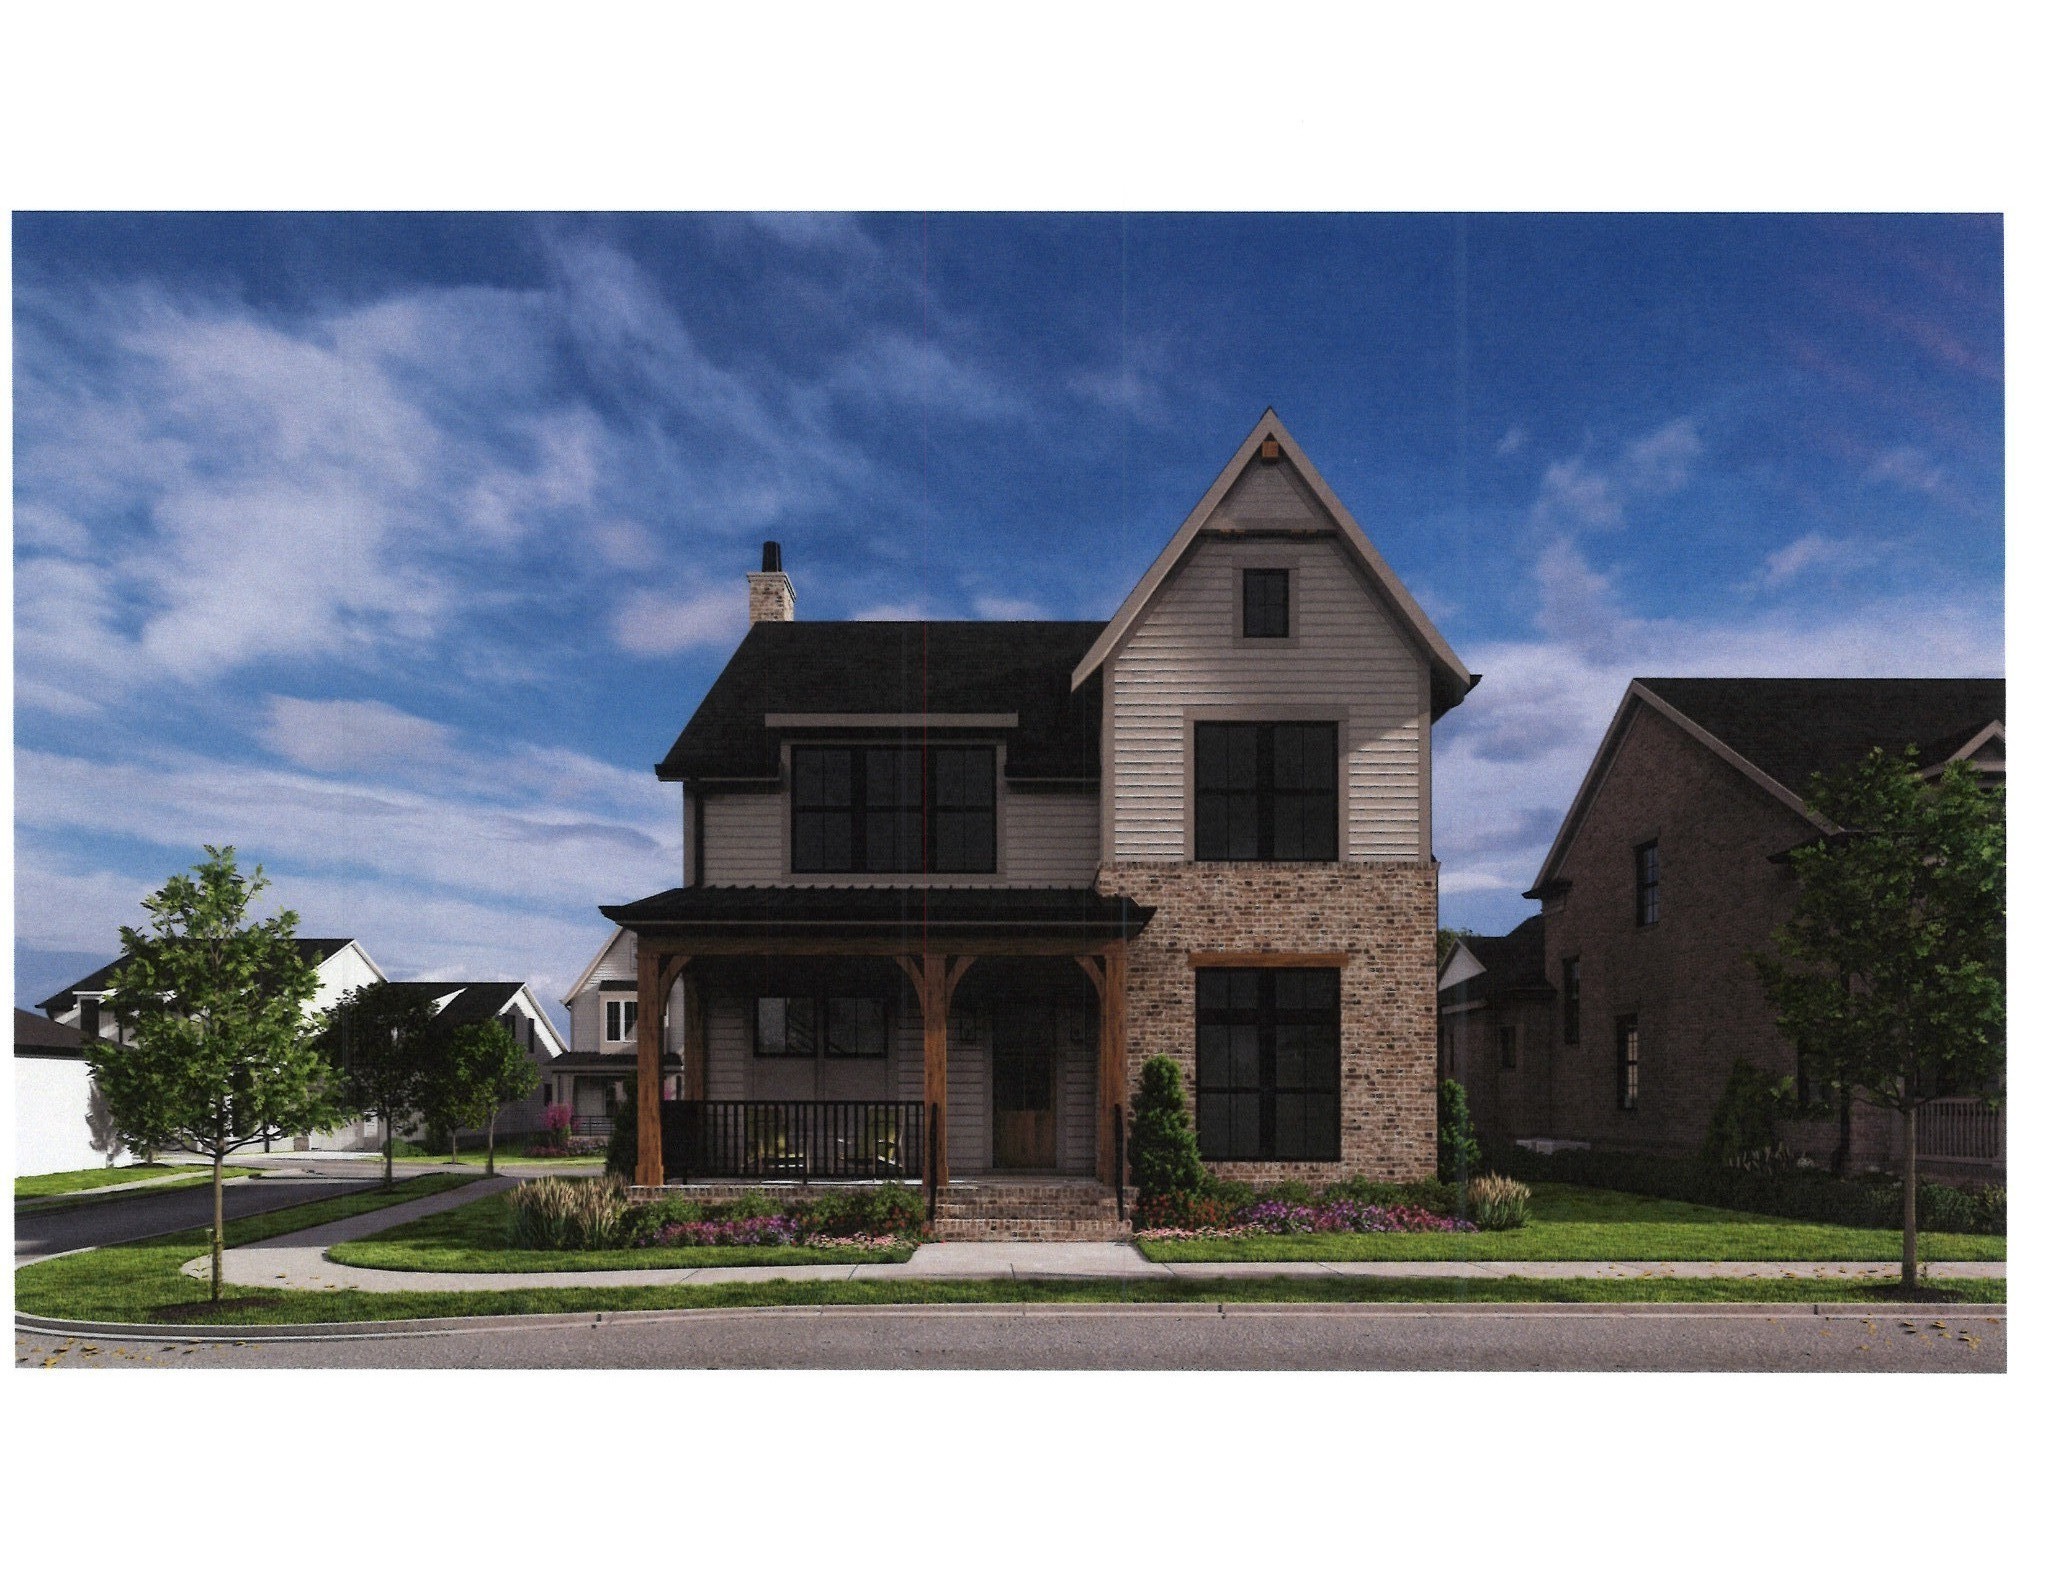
[1098,860,1439,1184]
[1540,702,1902,1169]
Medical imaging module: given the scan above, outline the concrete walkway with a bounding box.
[191,1179,2007,1294]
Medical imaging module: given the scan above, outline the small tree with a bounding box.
[319,982,436,1187]
[1754,750,2004,1293]
[1129,1055,1205,1197]
[1437,1077,1481,1183]
[92,847,341,1302]
[424,1020,540,1176]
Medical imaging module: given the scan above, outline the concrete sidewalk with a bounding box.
[191,1181,2007,1294]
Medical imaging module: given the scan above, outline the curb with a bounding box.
[14,1299,2008,1345]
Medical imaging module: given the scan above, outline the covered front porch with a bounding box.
[600,886,1153,1204]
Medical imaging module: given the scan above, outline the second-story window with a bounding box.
[1243,568,1290,638]
[1194,722,1339,861]
[604,998,638,1044]
[1635,840,1661,926]
[791,745,997,874]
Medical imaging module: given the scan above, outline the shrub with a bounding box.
[506,1177,629,1250]
[1437,1078,1481,1183]
[1467,1173,1532,1230]
[539,1103,573,1152]
[1134,1175,1476,1235]
[603,1086,637,1180]
[1129,1055,1204,1199]
[616,1185,927,1247]
[1700,1058,1799,1169]
[1323,1176,1462,1217]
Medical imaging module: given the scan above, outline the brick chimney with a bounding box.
[747,540,795,623]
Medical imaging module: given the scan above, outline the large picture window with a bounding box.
[755,992,887,1059]
[790,745,996,873]
[1194,722,1339,861]
[1195,968,1341,1161]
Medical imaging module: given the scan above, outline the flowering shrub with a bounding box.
[615,1184,925,1252]
[1134,1190,1476,1241]
[526,1104,576,1156]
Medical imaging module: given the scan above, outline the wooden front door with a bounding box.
[992,1002,1058,1169]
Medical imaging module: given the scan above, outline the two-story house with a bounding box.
[596,411,1476,1216]
[1516,676,2005,1179]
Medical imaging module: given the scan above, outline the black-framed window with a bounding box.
[790,744,996,873]
[1497,1025,1519,1070]
[79,998,101,1040]
[1193,722,1338,861]
[1634,840,1661,926]
[1616,1013,1640,1111]
[1195,968,1341,1161]
[1561,956,1581,1045]
[604,998,637,1044]
[1243,568,1290,638]
[755,993,886,1059]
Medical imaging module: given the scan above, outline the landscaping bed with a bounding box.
[1138,1182,2008,1264]
[330,1188,921,1272]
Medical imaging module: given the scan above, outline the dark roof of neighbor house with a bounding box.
[1638,678,2005,795]
[655,620,1106,783]
[36,938,360,1017]
[1440,916,1550,1007]
[15,1007,88,1057]
[392,982,532,1029]
[603,884,1153,937]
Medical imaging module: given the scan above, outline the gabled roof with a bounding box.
[1528,677,2006,897]
[1438,916,1550,1006]
[367,981,566,1055]
[1070,409,1476,719]
[15,1007,88,1057]
[37,937,362,1017]
[656,620,1104,783]
[564,925,631,1006]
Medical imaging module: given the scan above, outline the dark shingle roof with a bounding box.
[16,1008,87,1056]
[1639,678,2005,795]
[387,982,527,1029]
[656,621,1105,783]
[1441,916,1549,1006]
[603,884,1152,937]
[36,938,359,1017]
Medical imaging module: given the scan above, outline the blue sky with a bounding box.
[11,212,2005,1016]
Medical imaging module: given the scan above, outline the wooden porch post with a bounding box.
[898,953,974,1190]
[634,942,665,1188]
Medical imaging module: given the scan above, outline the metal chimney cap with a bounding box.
[761,541,783,573]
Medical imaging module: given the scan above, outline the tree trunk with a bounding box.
[1900,1106,1919,1294]
[486,1112,497,1178]
[1831,1091,1852,1176]
[383,1115,395,1189]
[210,1150,225,1304]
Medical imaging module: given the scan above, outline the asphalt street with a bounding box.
[14,1303,2004,1371]
[14,1172,374,1264]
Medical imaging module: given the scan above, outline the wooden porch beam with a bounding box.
[629,932,1130,960]
[634,947,684,1188]
[1089,942,1130,1192]
[1187,950,1350,969]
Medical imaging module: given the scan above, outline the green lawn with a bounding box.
[15,1164,254,1205]
[328,1193,917,1272]
[1140,1184,2009,1263]
[13,1173,474,1326]
[389,1145,606,1169]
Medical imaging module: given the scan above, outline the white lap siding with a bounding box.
[1104,474,1430,864]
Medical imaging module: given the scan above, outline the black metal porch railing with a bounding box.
[569,1114,614,1138]
[661,1100,925,1183]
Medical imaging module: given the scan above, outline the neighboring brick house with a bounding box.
[1436,916,1557,1147]
[1518,677,2005,1178]
[596,410,1476,1213]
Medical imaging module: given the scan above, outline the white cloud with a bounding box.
[1749,532,1874,592]
[972,594,1046,620]
[1531,417,1704,535]
[1532,457,1624,531]
[1618,418,1704,494]
[1495,426,1528,457]
[1866,445,1945,494]
[610,586,749,657]
[852,600,944,621]
[261,697,458,773]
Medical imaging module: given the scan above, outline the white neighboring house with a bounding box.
[551,926,686,1140]
[387,981,569,1143]
[15,1009,128,1175]
[36,937,387,1151]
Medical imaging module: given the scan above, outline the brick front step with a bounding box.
[932,1177,1129,1242]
